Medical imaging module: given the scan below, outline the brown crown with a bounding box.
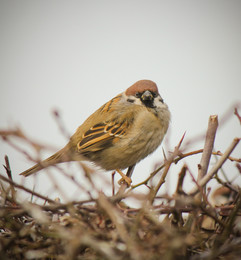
[125,80,159,96]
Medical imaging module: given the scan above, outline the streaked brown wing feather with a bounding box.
[77,120,128,154]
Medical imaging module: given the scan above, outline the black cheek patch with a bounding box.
[127,98,135,103]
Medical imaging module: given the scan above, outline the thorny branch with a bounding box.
[189,138,240,196]
[149,132,186,203]
[197,115,218,186]
[234,107,241,124]
[131,147,240,190]
[0,108,240,259]
[0,173,56,204]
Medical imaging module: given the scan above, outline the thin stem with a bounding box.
[0,174,56,204]
[197,115,218,183]
[189,138,240,196]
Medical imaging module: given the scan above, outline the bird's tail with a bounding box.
[20,146,71,177]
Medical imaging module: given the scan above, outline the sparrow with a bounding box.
[20,80,170,185]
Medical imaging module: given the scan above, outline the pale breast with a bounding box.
[98,107,170,170]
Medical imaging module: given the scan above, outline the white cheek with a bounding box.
[154,98,166,109]
[134,99,143,106]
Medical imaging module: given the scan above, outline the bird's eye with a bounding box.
[152,92,158,98]
[135,93,141,98]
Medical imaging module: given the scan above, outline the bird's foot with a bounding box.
[116,169,132,187]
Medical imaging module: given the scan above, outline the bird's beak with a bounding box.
[141,90,153,101]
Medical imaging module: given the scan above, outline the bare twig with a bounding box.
[175,164,187,195]
[116,164,135,197]
[98,193,140,260]
[197,115,218,185]
[0,173,56,204]
[211,191,241,257]
[3,155,12,180]
[52,109,71,139]
[234,107,241,124]
[189,138,240,196]
[3,155,16,200]
[213,151,240,163]
[172,165,188,226]
[236,163,241,174]
[0,129,45,151]
[132,147,240,190]
[149,132,186,203]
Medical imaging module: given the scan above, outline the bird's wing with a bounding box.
[77,120,129,154]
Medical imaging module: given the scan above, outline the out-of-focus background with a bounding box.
[0,1,240,203]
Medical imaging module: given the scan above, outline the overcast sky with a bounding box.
[0,1,240,203]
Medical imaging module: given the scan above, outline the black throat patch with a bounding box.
[141,99,155,108]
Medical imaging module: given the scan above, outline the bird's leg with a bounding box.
[126,164,135,178]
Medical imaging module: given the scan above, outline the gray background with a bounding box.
[0,1,240,202]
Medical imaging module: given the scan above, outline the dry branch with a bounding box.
[0,173,56,204]
[197,115,218,184]
[149,132,186,203]
[189,138,240,196]
[234,107,241,124]
[0,109,240,259]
